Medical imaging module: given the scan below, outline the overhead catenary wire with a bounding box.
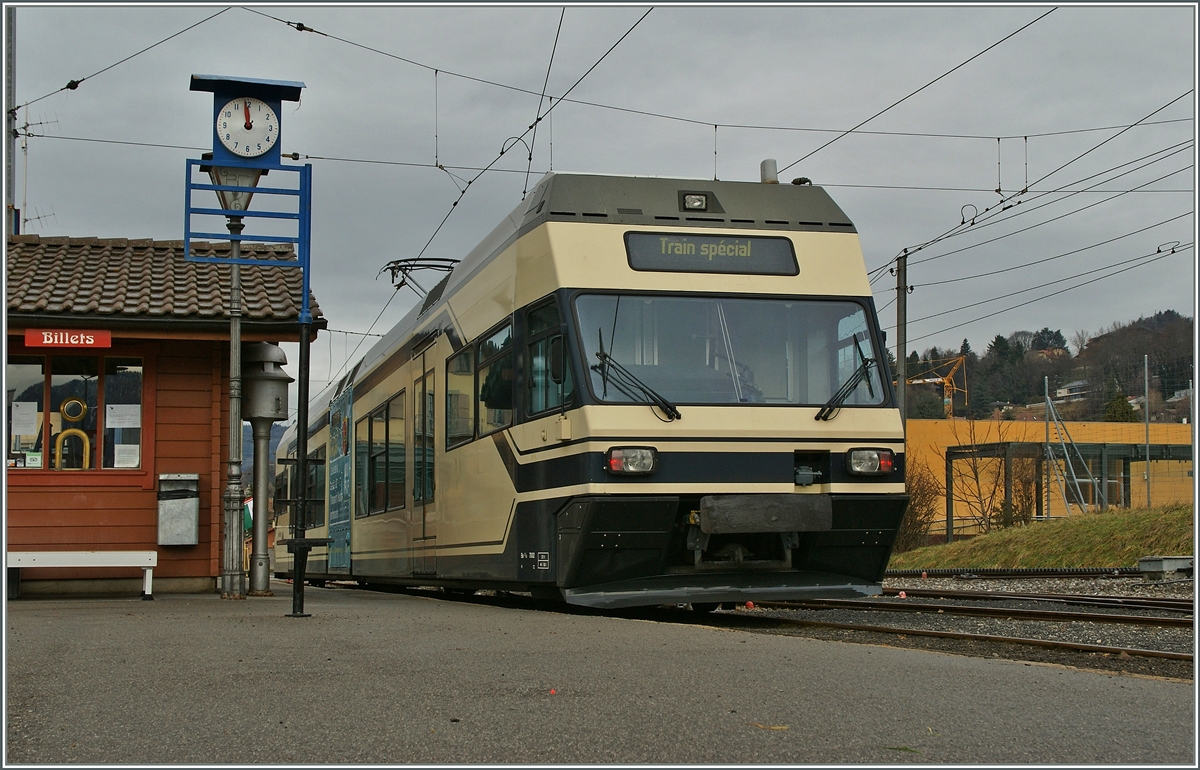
[911,212,1193,289]
[917,139,1195,243]
[900,246,1191,345]
[237,6,1193,146]
[899,242,1195,327]
[867,139,1195,284]
[524,8,566,199]
[904,164,1192,269]
[406,7,653,265]
[19,132,1192,198]
[12,8,231,112]
[778,7,1057,175]
[323,8,653,388]
[870,90,1197,282]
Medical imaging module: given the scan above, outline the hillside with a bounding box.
[899,309,1192,422]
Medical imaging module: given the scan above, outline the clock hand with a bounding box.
[243,101,253,131]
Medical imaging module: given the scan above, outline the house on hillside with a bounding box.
[1054,380,1089,402]
[5,234,326,596]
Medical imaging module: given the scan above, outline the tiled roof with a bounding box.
[6,235,323,323]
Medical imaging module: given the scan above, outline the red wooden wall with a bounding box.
[6,337,231,586]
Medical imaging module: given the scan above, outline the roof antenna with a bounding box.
[760,159,779,184]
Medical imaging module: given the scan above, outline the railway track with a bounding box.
[878,587,1194,615]
[759,598,1193,627]
[736,612,1194,662]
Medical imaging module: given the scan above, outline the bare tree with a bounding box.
[892,459,941,552]
[1070,328,1090,357]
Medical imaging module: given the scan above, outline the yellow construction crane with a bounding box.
[905,355,968,418]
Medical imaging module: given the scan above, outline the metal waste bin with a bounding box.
[158,473,200,546]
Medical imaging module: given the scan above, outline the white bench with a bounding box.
[6,551,157,600]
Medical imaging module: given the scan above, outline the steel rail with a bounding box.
[881,586,1193,613]
[886,567,1142,578]
[755,615,1194,661]
[760,598,1193,627]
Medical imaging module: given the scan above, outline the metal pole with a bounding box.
[944,454,954,543]
[248,418,273,595]
[6,6,16,234]
[221,217,246,599]
[288,319,312,617]
[1044,376,1051,519]
[896,249,907,427]
[1145,354,1151,508]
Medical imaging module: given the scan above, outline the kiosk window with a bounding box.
[6,353,144,472]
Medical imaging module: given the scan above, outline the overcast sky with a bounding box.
[6,4,1197,412]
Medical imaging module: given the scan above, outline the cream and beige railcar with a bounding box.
[274,172,908,608]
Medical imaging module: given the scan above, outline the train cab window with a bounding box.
[527,302,575,415]
[357,391,407,517]
[477,323,513,435]
[446,347,475,449]
[575,295,885,407]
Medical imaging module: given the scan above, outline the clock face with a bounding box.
[216,97,278,158]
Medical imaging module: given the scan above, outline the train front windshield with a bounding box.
[574,294,886,407]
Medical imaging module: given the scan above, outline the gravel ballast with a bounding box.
[730,575,1194,681]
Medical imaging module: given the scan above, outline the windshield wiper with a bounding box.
[814,333,876,421]
[592,345,681,422]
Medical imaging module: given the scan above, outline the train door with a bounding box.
[412,348,437,576]
[326,384,353,574]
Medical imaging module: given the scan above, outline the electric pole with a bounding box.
[895,249,908,426]
[6,6,16,234]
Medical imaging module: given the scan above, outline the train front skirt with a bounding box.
[562,569,881,609]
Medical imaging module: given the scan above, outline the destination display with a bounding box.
[624,232,798,275]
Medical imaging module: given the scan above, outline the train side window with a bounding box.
[527,302,574,416]
[274,468,290,530]
[414,371,435,504]
[354,417,369,518]
[306,445,326,529]
[369,407,387,514]
[446,346,475,449]
[477,323,513,435]
[386,391,405,509]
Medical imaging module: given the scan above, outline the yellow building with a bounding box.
[904,419,1193,538]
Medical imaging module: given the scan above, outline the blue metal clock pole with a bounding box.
[221,216,247,599]
[185,74,310,608]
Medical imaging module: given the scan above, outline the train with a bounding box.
[272,169,908,609]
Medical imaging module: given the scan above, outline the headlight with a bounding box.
[683,194,707,210]
[605,446,658,474]
[845,448,895,475]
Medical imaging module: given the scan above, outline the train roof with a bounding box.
[340,172,858,403]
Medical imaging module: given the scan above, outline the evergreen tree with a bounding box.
[1103,392,1138,422]
[1031,327,1068,351]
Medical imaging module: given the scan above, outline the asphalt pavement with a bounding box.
[5,581,1195,764]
